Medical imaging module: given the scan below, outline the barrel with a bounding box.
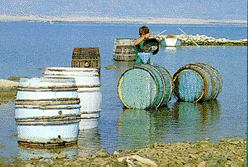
[42,67,102,130]
[15,77,81,148]
[113,38,136,61]
[173,63,223,103]
[72,47,101,75]
[114,38,136,46]
[118,64,173,109]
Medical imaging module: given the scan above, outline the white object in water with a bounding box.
[43,67,102,130]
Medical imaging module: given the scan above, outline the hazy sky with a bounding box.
[0,0,247,20]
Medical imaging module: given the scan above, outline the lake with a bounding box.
[0,21,247,162]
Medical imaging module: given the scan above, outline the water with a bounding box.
[0,21,247,162]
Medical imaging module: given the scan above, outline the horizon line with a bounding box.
[0,15,247,24]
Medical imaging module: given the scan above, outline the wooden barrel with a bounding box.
[173,63,223,103]
[72,47,101,75]
[114,38,136,46]
[113,38,136,61]
[15,77,81,148]
[118,64,173,109]
[42,67,102,130]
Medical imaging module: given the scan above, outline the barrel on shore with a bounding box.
[15,77,81,148]
[173,63,223,103]
[43,67,102,130]
[118,64,173,109]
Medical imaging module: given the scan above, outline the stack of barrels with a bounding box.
[15,48,102,148]
[118,63,222,109]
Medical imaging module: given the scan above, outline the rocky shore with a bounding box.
[1,138,246,166]
[177,34,247,46]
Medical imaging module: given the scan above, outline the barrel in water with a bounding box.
[15,77,81,148]
[42,67,102,130]
[118,64,173,109]
[173,63,223,103]
[72,47,101,75]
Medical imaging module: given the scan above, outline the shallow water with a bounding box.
[0,22,247,161]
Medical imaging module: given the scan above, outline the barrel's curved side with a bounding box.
[15,77,80,148]
[117,66,158,109]
[189,64,213,101]
[43,67,102,130]
[173,65,208,103]
[200,63,223,100]
[136,64,162,108]
[153,65,173,107]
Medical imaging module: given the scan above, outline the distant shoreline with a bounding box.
[0,15,247,25]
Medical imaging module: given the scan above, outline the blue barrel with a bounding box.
[173,63,223,103]
[118,64,173,109]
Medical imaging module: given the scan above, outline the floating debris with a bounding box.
[105,65,119,70]
[11,133,18,136]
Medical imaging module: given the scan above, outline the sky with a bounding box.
[0,0,247,20]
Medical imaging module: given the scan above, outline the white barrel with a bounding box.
[15,77,81,148]
[42,67,102,130]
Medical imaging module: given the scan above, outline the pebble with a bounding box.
[1,138,246,166]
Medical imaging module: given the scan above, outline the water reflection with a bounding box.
[171,100,221,129]
[15,128,102,161]
[17,145,78,161]
[118,109,154,150]
[117,100,221,150]
[78,128,101,156]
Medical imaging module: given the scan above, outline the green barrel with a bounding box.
[118,64,173,109]
[173,63,223,103]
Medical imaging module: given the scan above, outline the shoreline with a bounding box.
[0,138,246,166]
[0,15,247,25]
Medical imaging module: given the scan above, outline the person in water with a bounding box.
[134,26,151,64]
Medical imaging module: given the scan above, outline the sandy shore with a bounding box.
[0,15,247,25]
[0,79,19,89]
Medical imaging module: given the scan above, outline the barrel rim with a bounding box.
[45,67,99,72]
[17,139,78,149]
